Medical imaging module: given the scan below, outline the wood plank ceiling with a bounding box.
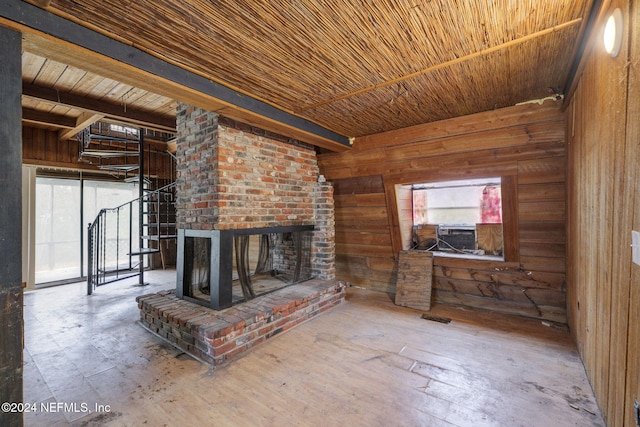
[22,51,177,135]
[19,0,594,150]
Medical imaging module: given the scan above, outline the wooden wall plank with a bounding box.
[335,242,394,258]
[433,277,566,307]
[322,140,565,182]
[334,219,389,232]
[519,242,566,258]
[518,182,566,202]
[433,264,565,290]
[353,103,565,150]
[520,257,567,274]
[395,250,433,311]
[519,221,566,243]
[332,175,384,195]
[432,290,566,323]
[334,206,388,222]
[335,230,392,246]
[517,156,566,184]
[334,193,386,208]
[382,126,532,162]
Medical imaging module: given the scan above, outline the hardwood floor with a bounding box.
[23,270,603,426]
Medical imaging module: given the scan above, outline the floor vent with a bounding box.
[420,314,451,324]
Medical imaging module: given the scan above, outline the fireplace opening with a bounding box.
[176,226,315,310]
[182,235,212,304]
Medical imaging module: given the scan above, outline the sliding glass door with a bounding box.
[35,177,81,283]
[83,179,141,274]
[34,175,140,285]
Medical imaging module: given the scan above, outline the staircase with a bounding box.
[138,182,177,266]
[83,123,176,295]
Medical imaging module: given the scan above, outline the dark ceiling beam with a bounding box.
[23,82,175,133]
[0,0,351,151]
[22,107,76,129]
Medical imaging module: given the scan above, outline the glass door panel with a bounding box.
[35,177,81,283]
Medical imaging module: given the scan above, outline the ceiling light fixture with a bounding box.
[603,8,623,57]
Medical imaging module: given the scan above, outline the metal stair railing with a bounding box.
[141,182,177,268]
[87,182,176,295]
[87,198,141,295]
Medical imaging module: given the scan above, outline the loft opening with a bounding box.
[401,177,505,260]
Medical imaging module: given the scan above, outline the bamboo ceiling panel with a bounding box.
[31,0,592,137]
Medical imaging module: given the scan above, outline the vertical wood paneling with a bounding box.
[502,175,520,262]
[395,185,413,250]
[319,102,567,322]
[624,3,640,425]
[566,0,637,424]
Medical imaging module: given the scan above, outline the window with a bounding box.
[411,178,503,259]
[109,123,138,136]
[34,175,141,285]
[35,177,81,283]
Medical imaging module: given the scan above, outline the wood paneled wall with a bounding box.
[23,125,79,166]
[22,125,174,180]
[318,102,567,322]
[566,0,639,425]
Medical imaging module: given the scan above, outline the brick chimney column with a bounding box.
[312,176,336,280]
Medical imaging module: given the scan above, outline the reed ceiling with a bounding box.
[21,0,594,146]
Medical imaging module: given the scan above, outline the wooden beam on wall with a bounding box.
[58,112,103,141]
[22,107,76,128]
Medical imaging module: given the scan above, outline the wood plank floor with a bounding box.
[23,270,604,426]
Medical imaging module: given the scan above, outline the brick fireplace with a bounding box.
[137,104,343,366]
[173,104,336,309]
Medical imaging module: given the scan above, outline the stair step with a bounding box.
[81,150,139,158]
[142,235,177,241]
[128,248,161,256]
[144,189,174,195]
[88,134,139,143]
[97,266,138,274]
[98,164,140,172]
[124,176,152,185]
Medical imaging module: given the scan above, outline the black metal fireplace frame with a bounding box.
[176,225,315,310]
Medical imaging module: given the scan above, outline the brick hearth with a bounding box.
[137,280,347,366]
